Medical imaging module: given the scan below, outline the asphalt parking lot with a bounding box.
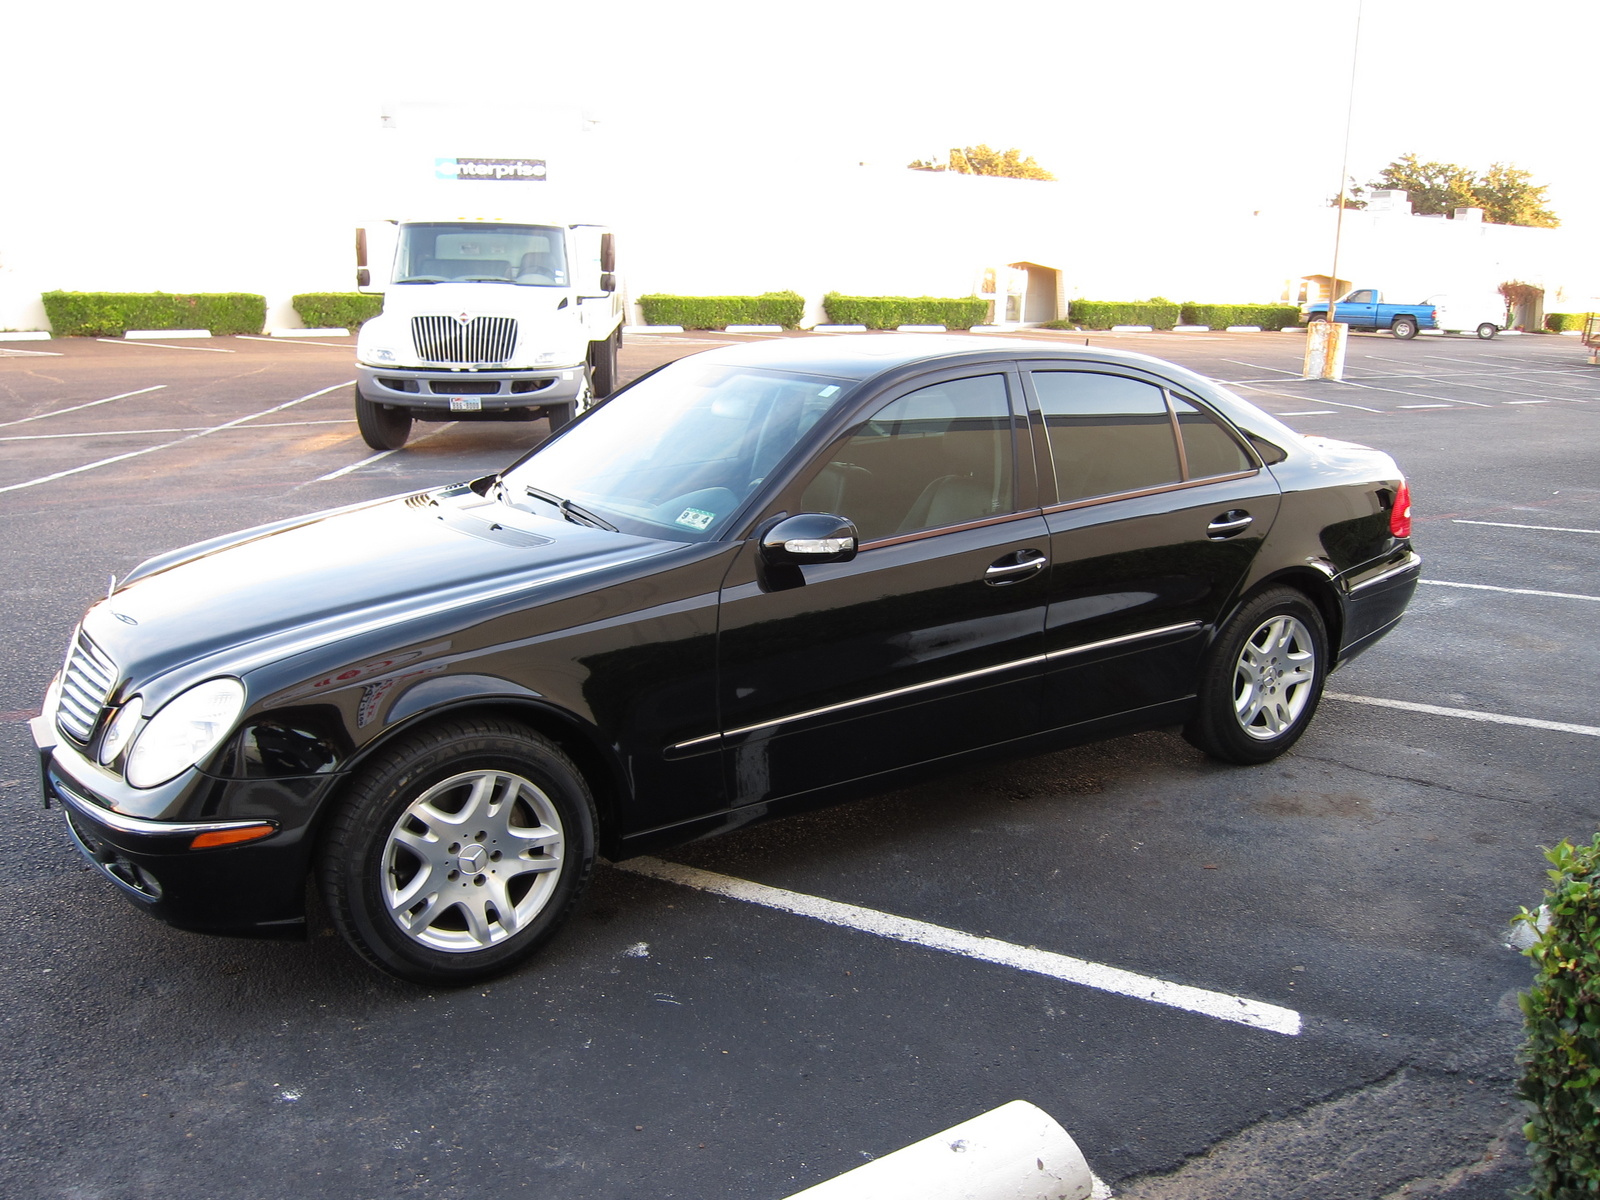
[2,326,1597,1199]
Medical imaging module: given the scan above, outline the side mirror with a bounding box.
[599,271,616,294]
[356,267,372,288]
[757,513,858,592]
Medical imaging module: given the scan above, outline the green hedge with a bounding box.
[821,293,988,331]
[1052,301,1180,330]
[638,291,804,329]
[1544,312,1595,333]
[1518,835,1600,1197]
[42,291,265,337]
[292,293,383,331]
[1181,304,1302,331]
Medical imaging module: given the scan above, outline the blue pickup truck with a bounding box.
[1301,288,1439,339]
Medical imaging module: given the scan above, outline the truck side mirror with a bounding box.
[356,268,371,288]
[599,272,616,294]
[600,232,615,273]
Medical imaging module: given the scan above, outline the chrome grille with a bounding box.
[411,315,518,365]
[57,631,116,743]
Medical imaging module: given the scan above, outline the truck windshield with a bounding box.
[394,223,568,286]
[501,362,852,542]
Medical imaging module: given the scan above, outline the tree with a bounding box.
[908,144,1055,181]
[1351,153,1560,227]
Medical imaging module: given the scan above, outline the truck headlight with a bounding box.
[363,347,399,364]
[125,679,246,788]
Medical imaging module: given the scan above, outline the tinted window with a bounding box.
[1172,396,1253,478]
[799,375,1014,541]
[1032,372,1180,502]
[1345,290,1375,304]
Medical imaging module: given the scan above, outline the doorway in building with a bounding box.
[1009,262,1060,323]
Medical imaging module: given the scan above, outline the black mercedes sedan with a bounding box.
[31,334,1418,984]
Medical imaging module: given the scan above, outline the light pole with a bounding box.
[1305,0,1365,380]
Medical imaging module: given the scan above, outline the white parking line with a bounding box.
[1336,379,1493,407]
[235,336,358,349]
[617,857,1302,1036]
[0,380,353,494]
[1397,404,1451,409]
[311,421,457,480]
[0,347,62,357]
[1326,693,1600,739]
[1226,381,1384,413]
[1453,519,1600,535]
[1279,410,1337,416]
[1222,359,1300,376]
[1421,580,1600,602]
[0,384,167,428]
[0,418,354,442]
[94,338,235,354]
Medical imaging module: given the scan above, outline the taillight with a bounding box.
[1390,480,1412,538]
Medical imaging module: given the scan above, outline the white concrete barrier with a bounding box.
[1173,325,1209,332]
[897,324,947,332]
[782,1100,1098,1200]
[1109,325,1152,332]
[125,329,211,339]
[623,324,683,333]
[812,324,868,333]
[724,324,784,333]
[1224,325,1261,333]
[0,331,52,341]
[270,327,349,337]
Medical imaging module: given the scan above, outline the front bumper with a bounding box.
[32,715,331,939]
[357,363,586,415]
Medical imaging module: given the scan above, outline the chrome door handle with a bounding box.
[1206,511,1253,539]
[984,550,1048,584]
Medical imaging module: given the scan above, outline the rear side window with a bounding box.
[1172,395,1253,478]
[1032,372,1180,502]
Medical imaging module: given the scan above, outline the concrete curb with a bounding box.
[971,325,1017,333]
[897,324,947,332]
[1110,325,1153,332]
[623,325,683,334]
[0,331,52,342]
[270,327,349,338]
[1225,325,1262,333]
[1173,325,1209,333]
[1281,326,1306,333]
[812,324,867,333]
[125,329,211,340]
[724,325,784,333]
[782,1100,1104,1200]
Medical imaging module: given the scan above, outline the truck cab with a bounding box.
[1301,288,1439,340]
[353,218,622,450]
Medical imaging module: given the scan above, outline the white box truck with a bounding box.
[352,215,622,449]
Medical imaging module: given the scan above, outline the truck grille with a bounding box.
[57,630,116,743]
[411,316,518,365]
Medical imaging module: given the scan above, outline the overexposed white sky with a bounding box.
[4,0,1597,232]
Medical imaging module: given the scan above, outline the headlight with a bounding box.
[125,679,246,788]
[364,347,399,363]
[99,696,144,765]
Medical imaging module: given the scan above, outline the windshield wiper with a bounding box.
[523,485,618,532]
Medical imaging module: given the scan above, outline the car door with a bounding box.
[710,367,1050,808]
[1020,364,1282,730]
[1338,289,1378,328]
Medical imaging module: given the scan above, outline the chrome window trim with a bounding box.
[669,619,1204,752]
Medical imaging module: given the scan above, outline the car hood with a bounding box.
[81,491,677,695]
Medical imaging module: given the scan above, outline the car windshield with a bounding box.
[393,223,568,286]
[501,361,851,541]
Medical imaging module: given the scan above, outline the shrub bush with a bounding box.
[1181,304,1302,331]
[821,293,989,330]
[1544,312,1595,333]
[1517,834,1600,1197]
[292,293,383,331]
[42,292,266,337]
[1052,301,1180,330]
[638,291,804,329]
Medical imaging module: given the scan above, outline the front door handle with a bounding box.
[1207,510,1253,539]
[984,549,1048,584]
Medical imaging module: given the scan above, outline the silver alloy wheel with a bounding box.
[381,769,565,952]
[1231,614,1317,740]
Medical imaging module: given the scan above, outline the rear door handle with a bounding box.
[1206,510,1253,539]
[984,549,1048,584]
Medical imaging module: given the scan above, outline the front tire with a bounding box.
[1476,323,1497,340]
[1183,587,1328,765]
[588,326,620,398]
[318,717,597,985]
[355,388,413,451]
[1391,316,1419,340]
[545,375,594,434]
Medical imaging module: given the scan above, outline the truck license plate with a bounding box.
[448,398,483,412]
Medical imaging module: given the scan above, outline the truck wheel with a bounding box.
[1306,313,1327,324]
[1476,323,1498,340]
[545,376,594,435]
[588,327,620,399]
[355,389,412,451]
[1391,316,1419,340]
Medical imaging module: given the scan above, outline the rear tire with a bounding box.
[355,389,412,451]
[1183,587,1328,765]
[318,716,597,986]
[1476,323,1497,340]
[587,326,620,398]
[1391,316,1419,340]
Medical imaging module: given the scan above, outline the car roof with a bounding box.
[682,332,1202,383]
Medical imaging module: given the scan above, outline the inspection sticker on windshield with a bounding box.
[675,508,716,531]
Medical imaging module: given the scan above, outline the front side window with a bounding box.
[1344,289,1375,304]
[502,362,847,541]
[799,374,1015,541]
[394,223,568,286]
